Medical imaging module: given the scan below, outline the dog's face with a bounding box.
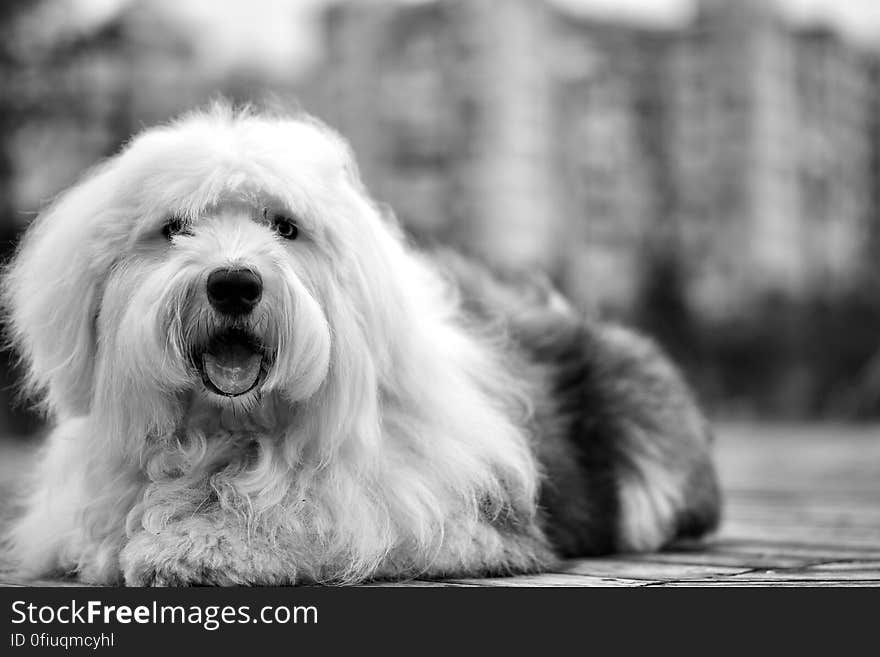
[112,196,330,410]
[5,108,407,431]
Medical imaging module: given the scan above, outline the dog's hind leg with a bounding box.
[535,321,721,555]
[587,323,721,552]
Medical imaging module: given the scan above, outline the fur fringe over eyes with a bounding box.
[2,104,720,585]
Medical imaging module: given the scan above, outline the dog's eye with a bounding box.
[266,211,299,240]
[162,216,189,239]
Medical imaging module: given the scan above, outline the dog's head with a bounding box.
[3,106,414,440]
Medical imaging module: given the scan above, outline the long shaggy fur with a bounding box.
[2,105,720,585]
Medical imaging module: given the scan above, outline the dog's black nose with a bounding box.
[207,268,262,315]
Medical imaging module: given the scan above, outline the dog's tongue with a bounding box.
[202,343,262,396]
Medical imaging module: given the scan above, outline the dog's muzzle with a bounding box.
[196,328,266,397]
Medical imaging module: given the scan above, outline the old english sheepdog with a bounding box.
[2,106,720,586]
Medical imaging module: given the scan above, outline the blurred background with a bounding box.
[2,0,880,442]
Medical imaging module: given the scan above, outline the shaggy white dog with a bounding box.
[2,106,720,585]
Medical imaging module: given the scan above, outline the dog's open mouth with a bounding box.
[196,329,266,397]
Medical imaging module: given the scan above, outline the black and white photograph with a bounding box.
[1,0,879,605]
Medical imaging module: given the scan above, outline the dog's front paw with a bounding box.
[121,530,229,586]
[123,556,223,587]
[121,525,299,586]
[124,562,204,587]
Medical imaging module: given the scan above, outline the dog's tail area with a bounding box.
[532,319,722,556]
[433,251,721,556]
[585,323,721,553]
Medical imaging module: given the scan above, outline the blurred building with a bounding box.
[550,19,671,312]
[312,0,563,274]
[309,0,880,317]
[672,0,875,317]
[794,24,874,292]
[868,55,880,267]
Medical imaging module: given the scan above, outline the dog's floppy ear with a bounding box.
[3,163,119,418]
